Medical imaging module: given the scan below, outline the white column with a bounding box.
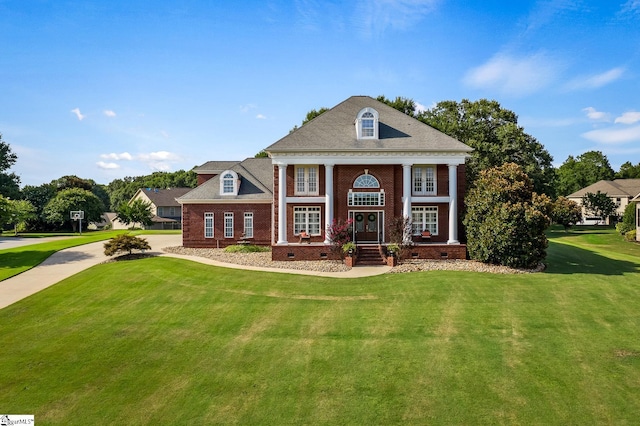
[324,163,334,244]
[277,164,288,245]
[402,164,412,218]
[448,164,459,244]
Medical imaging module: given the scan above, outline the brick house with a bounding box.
[178,96,472,260]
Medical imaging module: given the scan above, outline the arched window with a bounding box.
[355,107,379,139]
[353,174,380,188]
[220,170,239,195]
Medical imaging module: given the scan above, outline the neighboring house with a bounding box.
[129,187,193,230]
[567,179,640,225]
[178,95,473,260]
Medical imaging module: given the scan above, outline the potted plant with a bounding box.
[342,241,356,257]
[387,243,400,257]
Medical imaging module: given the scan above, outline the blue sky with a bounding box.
[1,0,639,186]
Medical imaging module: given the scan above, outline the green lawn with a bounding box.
[0,230,179,281]
[1,227,640,424]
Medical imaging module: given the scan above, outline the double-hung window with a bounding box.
[204,212,214,238]
[293,206,321,235]
[413,166,436,195]
[224,212,234,238]
[244,212,253,238]
[295,166,318,195]
[411,206,438,235]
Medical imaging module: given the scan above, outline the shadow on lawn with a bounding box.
[545,242,640,275]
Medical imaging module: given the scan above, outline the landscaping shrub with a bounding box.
[625,229,637,242]
[223,244,270,253]
[464,163,550,269]
[616,202,636,235]
[103,234,151,257]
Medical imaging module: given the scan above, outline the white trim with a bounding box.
[355,107,379,140]
[411,196,451,203]
[177,199,272,205]
[286,196,325,203]
[224,212,234,239]
[204,212,214,238]
[220,170,239,196]
[271,153,469,166]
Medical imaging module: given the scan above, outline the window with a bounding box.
[413,166,436,195]
[294,206,321,235]
[348,191,385,206]
[220,170,239,195]
[353,174,380,188]
[356,107,379,139]
[204,212,214,238]
[295,166,319,195]
[244,212,253,238]
[361,112,374,137]
[411,206,438,235]
[224,212,234,238]
[157,207,164,216]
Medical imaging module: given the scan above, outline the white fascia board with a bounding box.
[270,152,469,166]
[411,196,451,203]
[285,196,325,203]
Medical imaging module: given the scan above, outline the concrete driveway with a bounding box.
[0,234,182,310]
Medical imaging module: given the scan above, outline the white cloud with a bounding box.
[619,0,640,17]
[463,52,561,97]
[240,104,257,113]
[354,0,439,37]
[565,67,625,90]
[96,161,120,170]
[103,110,116,118]
[71,108,85,121]
[582,107,610,122]
[414,101,429,114]
[582,125,640,144]
[137,151,182,171]
[256,114,267,119]
[101,152,133,161]
[615,111,640,124]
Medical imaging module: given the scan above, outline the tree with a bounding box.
[616,161,640,179]
[103,234,151,257]
[21,183,56,230]
[582,191,617,224]
[551,196,583,231]
[464,163,550,268]
[377,95,417,116]
[417,99,555,195]
[0,196,36,235]
[616,202,636,235]
[115,199,154,228]
[0,133,21,198]
[43,188,105,230]
[556,151,615,196]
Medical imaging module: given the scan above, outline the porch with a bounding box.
[271,242,467,262]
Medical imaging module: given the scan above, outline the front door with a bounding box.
[354,211,381,243]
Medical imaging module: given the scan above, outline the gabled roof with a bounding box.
[177,158,273,203]
[567,179,640,198]
[264,96,472,154]
[193,161,240,174]
[135,188,193,207]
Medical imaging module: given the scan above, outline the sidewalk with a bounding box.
[0,235,390,309]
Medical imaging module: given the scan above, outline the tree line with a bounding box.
[0,132,197,233]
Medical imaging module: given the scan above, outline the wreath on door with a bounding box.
[368,213,376,222]
[355,214,364,222]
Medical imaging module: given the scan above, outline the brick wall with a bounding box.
[182,203,272,248]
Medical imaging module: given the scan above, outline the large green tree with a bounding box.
[464,163,550,268]
[43,188,105,230]
[615,161,640,179]
[115,199,154,228]
[556,151,615,196]
[0,133,21,199]
[417,99,555,195]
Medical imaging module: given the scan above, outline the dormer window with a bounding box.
[220,170,239,196]
[356,107,379,139]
